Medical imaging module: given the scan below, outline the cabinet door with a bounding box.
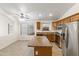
[60,20,64,25]
[52,22,56,27]
[51,34,55,42]
[52,22,57,30]
[47,33,55,42]
[71,14,79,22]
[63,17,71,24]
[47,34,52,42]
[37,22,41,30]
[56,21,60,26]
[34,47,52,56]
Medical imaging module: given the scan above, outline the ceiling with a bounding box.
[0,3,75,21]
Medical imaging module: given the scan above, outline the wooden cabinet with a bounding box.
[52,17,71,29]
[60,20,64,25]
[57,21,61,25]
[52,13,79,29]
[47,33,55,42]
[28,36,52,56]
[36,32,56,42]
[47,34,52,41]
[36,22,41,30]
[52,22,57,30]
[34,47,52,56]
[63,17,71,24]
[71,14,79,22]
[53,22,57,27]
[55,35,61,48]
[52,20,64,30]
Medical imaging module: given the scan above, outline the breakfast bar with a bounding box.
[28,36,53,56]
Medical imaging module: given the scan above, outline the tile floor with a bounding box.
[0,40,63,56]
[51,42,63,56]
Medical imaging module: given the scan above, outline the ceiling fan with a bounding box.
[16,13,30,19]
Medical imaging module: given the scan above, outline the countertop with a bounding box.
[28,36,53,47]
[36,30,62,33]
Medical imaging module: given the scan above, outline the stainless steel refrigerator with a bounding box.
[57,21,79,56]
[63,21,79,56]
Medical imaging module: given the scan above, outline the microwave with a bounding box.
[56,24,66,30]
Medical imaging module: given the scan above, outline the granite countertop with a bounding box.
[28,36,53,47]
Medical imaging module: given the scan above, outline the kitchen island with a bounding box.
[28,36,53,56]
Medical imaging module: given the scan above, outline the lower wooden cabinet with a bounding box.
[34,47,52,56]
[47,34,55,42]
[36,32,56,42]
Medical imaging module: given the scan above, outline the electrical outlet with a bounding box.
[36,51,38,55]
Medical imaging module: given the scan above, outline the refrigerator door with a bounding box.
[62,26,68,56]
[66,21,78,56]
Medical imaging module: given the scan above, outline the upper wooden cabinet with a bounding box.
[52,13,79,29]
[52,22,57,30]
[36,21,41,30]
[60,20,64,25]
[56,21,61,26]
[71,14,79,22]
[52,22,57,27]
[52,20,63,30]
[63,17,71,24]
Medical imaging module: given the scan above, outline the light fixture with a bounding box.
[19,18,25,21]
[49,13,53,16]
[38,14,42,17]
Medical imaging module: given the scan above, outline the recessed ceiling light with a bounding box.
[38,14,42,17]
[19,18,25,21]
[49,13,53,16]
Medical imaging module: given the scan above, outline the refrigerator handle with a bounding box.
[66,29,69,48]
